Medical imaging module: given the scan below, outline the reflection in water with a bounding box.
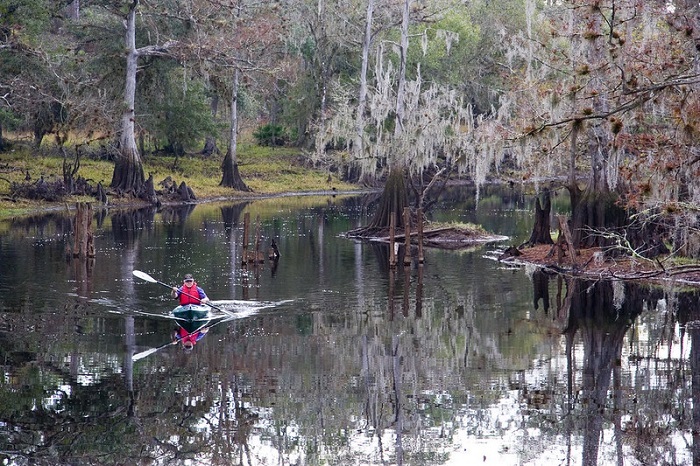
[563,279,647,466]
[533,273,692,466]
[110,207,157,246]
[3,192,700,465]
[692,322,700,466]
[161,204,196,226]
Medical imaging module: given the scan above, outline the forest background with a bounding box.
[2,0,700,261]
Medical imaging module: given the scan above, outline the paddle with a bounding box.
[133,340,177,361]
[132,270,225,312]
[133,312,230,361]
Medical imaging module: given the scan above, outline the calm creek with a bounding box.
[0,184,697,466]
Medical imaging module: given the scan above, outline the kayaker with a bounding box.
[171,273,211,305]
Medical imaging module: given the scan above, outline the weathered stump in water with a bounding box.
[241,213,265,265]
[95,181,108,204]
[177,181,196,202]
[142,174,156,202]
[555,215,578,268]
[268,239,280,260]
[72,202,95,259]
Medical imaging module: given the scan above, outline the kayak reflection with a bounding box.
[171,304,215,350]
[132,299,289,361]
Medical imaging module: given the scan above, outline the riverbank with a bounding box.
[499,243,700,288]
[0,145,360,219]
[5,148,700,288]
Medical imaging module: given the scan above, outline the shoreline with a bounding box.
[0,188,378,221]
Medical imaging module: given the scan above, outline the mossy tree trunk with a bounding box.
[220,68,250,192]
[110,1,145,196]
[569,184,625,248]
[348,168,408,237]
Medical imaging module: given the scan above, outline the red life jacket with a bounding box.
[177,327,200,344]
[179,281,202,305]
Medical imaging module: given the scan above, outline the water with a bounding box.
[0,185,697,465]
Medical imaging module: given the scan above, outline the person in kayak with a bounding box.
[171,273,211,305]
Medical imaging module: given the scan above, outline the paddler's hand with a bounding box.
[201,297,210,304]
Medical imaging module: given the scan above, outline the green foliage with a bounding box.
[0,0,51,37]
[276,73,318,145]
[143,70,221,156]
[406,1,523,113]
[410,7,481,84]
[0,108,21,131]
[253,124,289,147]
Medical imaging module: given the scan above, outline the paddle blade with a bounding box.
[133,341,174,361]
[133,347,161,361]
[133,270,157,283]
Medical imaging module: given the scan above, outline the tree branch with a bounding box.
[136,40,178,57]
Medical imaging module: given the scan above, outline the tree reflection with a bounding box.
[564,279,644,466]
[8,193,700,465]
[110,207,157,246]
[221,202,249,297]
[532,274,698,466]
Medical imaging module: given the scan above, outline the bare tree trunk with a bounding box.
[66,0,79,20]
[316,0,331,120]
[393,0,410,142]
[220,68,251,191]
[110,0,145,195]
[355,0,374,160]
[201,93,219,157]
[350,0,411,237]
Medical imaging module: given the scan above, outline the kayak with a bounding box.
[171,303,212,321]
[171,304,212,334]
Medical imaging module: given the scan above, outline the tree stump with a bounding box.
[141,174,159,205]
[557,215,578,268]
[177,181,195,201]
[95,181,108,204]
[525,188,554,246]
[72,202,95,259]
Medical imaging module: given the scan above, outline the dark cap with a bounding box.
[184,274,193,280]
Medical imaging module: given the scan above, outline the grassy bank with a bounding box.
[0,141,359,219]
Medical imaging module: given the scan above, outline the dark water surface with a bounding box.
[0,185,697,465]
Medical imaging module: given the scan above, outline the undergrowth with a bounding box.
[0,143,357,218]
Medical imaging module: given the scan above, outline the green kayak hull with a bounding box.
[171,304,212,333]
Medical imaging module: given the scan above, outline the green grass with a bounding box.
[0,143,359,218]
[425,220,487,233]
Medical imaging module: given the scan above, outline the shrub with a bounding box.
[253,124,288,147]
